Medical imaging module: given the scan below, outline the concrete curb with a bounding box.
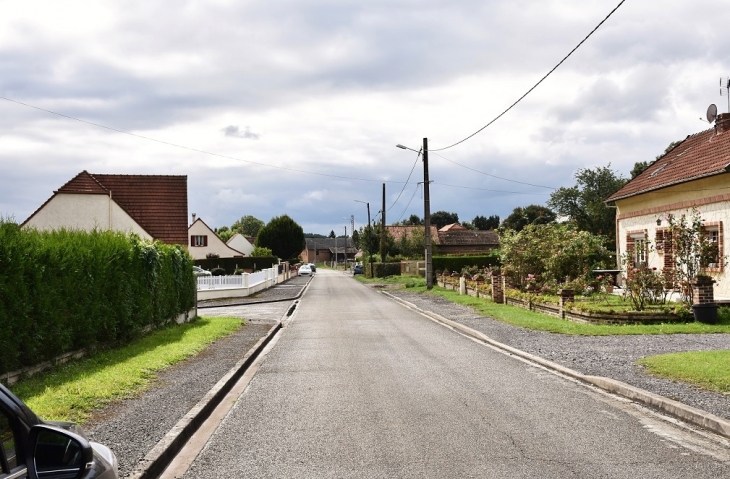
[384,291,730,441]
[127,320,284,479]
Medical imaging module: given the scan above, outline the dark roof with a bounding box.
[437,229,499,246]
[607,127,730,202]
[24,171,189,245]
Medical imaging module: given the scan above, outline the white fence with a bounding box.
[196,267,279,300]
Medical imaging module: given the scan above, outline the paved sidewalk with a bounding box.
[197,274,311,308]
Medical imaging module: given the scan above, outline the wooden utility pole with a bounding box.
[423,138,433,289]
[380,183,386,263]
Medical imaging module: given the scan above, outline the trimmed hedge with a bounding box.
[432,254,501,276]
[0,222,196,375]
[195,256,278,275]
[368,262,401,278]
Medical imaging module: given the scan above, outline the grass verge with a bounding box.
[358,275,730,335]
[10,316,243,424]
[638,351,730,394]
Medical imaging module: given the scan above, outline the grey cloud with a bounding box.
[222,125,260,140]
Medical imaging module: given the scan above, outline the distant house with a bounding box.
[22,171,188,246]
[301,237,356,263]
[606,113,730,299]
[435,223,499,255]
[188,216,246,260]
[385,223,499,256]
[227,233,255,256]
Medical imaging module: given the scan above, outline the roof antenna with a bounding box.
[720,77,730,113]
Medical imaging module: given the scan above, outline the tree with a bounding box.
[499,223,611,291]
[501,205,556,232]
[231,215,264,237]
[473,215,499,230]
[215,226,234,243]
[256,215,305,261]
[547,164,627,251]
[430,211,459,230]
[630,161,650,179]
[251,246,273,256]
[404,214,423,226]
[329,230,336,238]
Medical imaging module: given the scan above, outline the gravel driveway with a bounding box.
[387,290,730,422]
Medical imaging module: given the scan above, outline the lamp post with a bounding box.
[396,139,433,289]
[355,200,372,277]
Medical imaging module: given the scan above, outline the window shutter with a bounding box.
[190,235,195,246]
[203,236,208,247]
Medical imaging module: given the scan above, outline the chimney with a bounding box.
[192,213,196,223]
[715,113,730,133]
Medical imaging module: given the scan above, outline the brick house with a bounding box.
[22,171,188,246]
[606,113,730,299]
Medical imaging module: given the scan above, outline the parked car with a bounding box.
[308,263,317,272]
[0,383,119,478]
[193,265,212,276]
[353,263,364,275]
[298,264,312,276]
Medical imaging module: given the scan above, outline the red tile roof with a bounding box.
[25,171,188,245]
[607,125,730,202]
[439,223,468,232]
[385,225,440,244]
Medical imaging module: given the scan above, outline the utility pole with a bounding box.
[423,138,433,290]
[380,183,386,263]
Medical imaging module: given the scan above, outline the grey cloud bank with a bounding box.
[2,0,730,234]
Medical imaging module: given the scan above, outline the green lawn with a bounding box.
[357,275,730,335]
[10,316,243,424]
[638,351,730,394]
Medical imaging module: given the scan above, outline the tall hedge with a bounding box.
[0,222,195,375]
[432,254,501,276]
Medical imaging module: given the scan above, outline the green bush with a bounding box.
[369,262,401,278]
[0,222,195,375]
[211,267,226,276]
[432,254,501,278]
[195,256,278,274]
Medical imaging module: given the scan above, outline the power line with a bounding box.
[0,95,407,185]
[386,148,421,213]
[431,0,627,152]
[395,183,422,223]
[435,182,552,195]
[429,151,556,189]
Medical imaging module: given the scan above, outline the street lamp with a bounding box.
[396,140,433,290]
[355,199,372,277]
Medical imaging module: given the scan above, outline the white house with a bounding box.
[22,171,189,246]
[606,113,730,300]
[188,216,246,260]
[227,233,255,256]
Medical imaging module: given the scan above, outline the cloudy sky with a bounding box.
[2,0,729,235]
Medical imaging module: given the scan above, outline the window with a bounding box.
[626,231,648,267]
[0,410,20,473]
[190,235,208,247]
[701,223,722,270]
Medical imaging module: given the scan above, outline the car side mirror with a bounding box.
[26,424,94,479]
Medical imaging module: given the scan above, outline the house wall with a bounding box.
[188,221,245,260]
[227,234,255,255]
[615,178,729,300]
[23,193,152,240]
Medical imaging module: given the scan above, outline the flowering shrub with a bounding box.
[622,265,666,311]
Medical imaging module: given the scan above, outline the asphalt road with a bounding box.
[176,269,730,478]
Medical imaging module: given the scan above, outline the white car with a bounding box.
[298,264,312,276]
[193,265,212,276]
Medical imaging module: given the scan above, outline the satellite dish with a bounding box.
[707,103,718,123]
